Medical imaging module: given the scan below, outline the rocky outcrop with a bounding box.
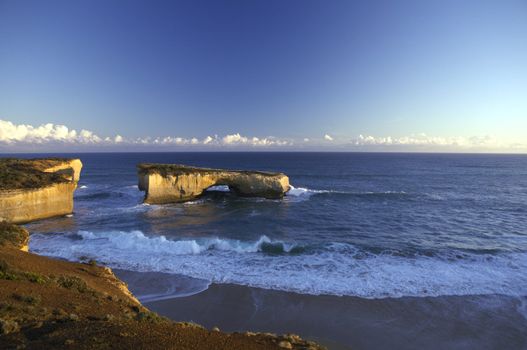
[138,163,290,204]
[42,158,82,182]
[0,158,82,223]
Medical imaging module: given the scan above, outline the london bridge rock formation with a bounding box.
[138,163,290,204]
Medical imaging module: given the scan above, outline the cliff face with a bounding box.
[138,164,290,204]
[0,158,82,224]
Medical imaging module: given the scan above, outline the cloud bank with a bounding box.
[0,119,525,152]
[0,120,103,144]
[0,120,291,148]
[353,134,501,148]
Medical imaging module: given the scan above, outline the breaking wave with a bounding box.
[30,230,527,299]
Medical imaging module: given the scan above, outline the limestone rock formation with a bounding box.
[0,158,82,223]
[42,158,82,182]
[138,163,290,204]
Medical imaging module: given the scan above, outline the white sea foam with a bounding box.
[287,185,407,199]
[206,185,230,192]
[79,185,88,189]
[29,230,527,299]
[114,271,210,303]
[286,185,330,198]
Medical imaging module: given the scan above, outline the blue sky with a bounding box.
[1,0,526,152]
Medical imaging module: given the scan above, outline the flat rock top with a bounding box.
[137,163,285,178]
[0,158,77,190]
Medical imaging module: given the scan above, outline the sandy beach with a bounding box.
[114,270,527,350]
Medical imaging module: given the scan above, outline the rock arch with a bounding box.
[138,163,290,204]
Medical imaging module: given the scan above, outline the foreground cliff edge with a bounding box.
[0,158,323,349]
[0,224,323,349]
[138,163,290,204]
[0,158,82,223]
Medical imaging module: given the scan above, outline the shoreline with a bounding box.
[0,224,325,349]
[113,270,527,350]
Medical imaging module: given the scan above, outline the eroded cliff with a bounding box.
[138,163,290,204]
[0,158,82,223]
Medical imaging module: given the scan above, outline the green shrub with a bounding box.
[0,222,28,249]
[0,271,18,281]
[23,272,48,284]
[57,276,88,293]
[0,158,71,190]
[136,311,164,323]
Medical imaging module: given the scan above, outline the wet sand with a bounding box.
[134,280,527,350]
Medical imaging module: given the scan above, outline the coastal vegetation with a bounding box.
[0,222,29,250]
[138,163,283,177]
[0,158,71,190]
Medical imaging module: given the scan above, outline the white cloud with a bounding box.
[0,119,105,144]
[352,133,502,147]
[203,135,215,145]
[2,119,524,151]
[0,119,292,148]
[222,133,247,145]
[114,135,124,143]
[135,137,151,144]
[153,136,192,145]
[220,133,290,146]
[203,135,218,145]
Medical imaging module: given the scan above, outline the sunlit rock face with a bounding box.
[0,159,82,223]
[137,163,290,204]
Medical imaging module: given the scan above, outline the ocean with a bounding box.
[18,152,527,349]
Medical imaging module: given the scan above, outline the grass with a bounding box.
[0,259,49,283]
[136,311,167,323]
[0,222,28,249]
[57,275,89,293]
[0,271,19,281]
[0,259,8,272]
[11,293,41,306]
[0,259,19,281]
[23,272,48,284]
[137,163,282,177]
[0,158,73,190]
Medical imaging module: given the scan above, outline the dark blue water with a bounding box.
[23,153,527,299]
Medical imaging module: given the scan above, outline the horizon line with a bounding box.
[2,150,526,156]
